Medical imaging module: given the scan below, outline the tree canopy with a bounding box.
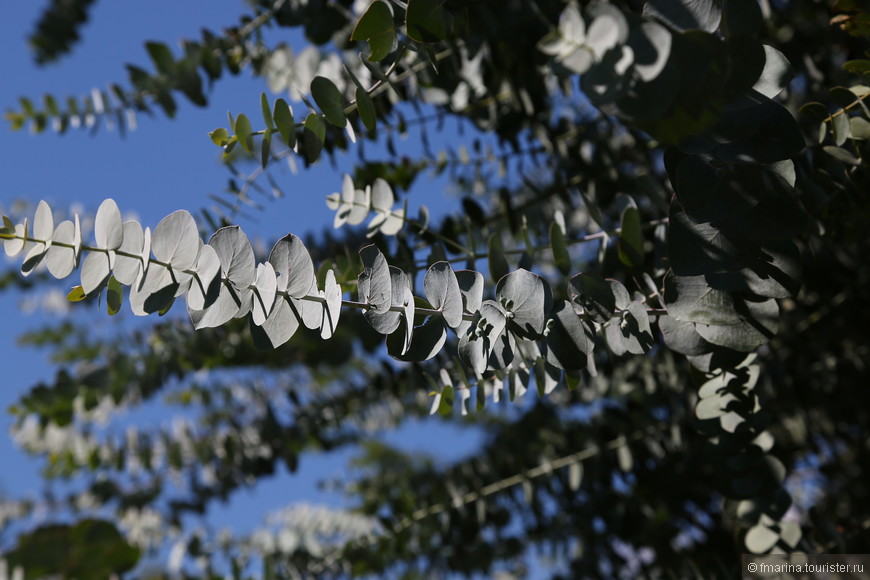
[2,0,870,578]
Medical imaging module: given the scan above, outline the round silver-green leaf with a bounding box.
[424,261,463,329]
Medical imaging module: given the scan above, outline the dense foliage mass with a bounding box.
[2,0,869,578]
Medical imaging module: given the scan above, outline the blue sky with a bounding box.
[1,0,491,549]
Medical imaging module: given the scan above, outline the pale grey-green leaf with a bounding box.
[45,220,78,279]
[251,262,278,326]
[497,268,552,340]
[745,524,778,554]
[269,234,315,299]
[358,244,392,313]
[151,210,199,271]
[320,269,342,340]
[95,198,123,250]
[113,221,145,285]
[186,243,221,311]
[424,261,464,329]
[80,250,111,295]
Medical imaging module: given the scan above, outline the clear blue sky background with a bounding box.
[0,0,493,561]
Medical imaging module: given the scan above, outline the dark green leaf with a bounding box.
[617,206,644,267]
[4,519,140,580]
[302,113,326,163]
[260,92,273,129]
[550,222,571,275]
[387,317,447,362]
[273,98,296,147]
[261,128,272,168]
[107,275,122,316]
[712,95,805,163]
[311,76,347,128]
[406,0,448,42]
[234,113,253,153]
[569,272,616,324]
[721,0,763,37]
[350,0,397,62]
[843,59,870,73]
[487,234,509,284]
[145,41,175,75]
[356,87,377,132]
[545,300,592,370]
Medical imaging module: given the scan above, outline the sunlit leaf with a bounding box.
[269,234,315,299]
[95,198,123,251]
[753,45,793,99]
[643,0,721,32]
[189,226,254,329]
[459,300,507,375]
[44,220,78,279]
[112,221,145,285]
[358,244,392,313]
[4,219,27,258]
[66,285,86,302]
[209,127,230,147]
[80,250,111,296]
[251,294,301,350]
[744,524,778,554]
[186,243,221,311]
[251,262,278,326]
[424,261,463,329]
[496,268,552,340]
[320,269,342,339]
